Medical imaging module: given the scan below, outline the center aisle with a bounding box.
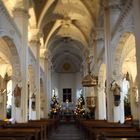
[48,121,84,140]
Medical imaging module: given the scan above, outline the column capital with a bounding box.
[103,0,122,10]
[29,28,42,42]
[44,51,51,61]
[13,8,29,19]
[29,39,41,48]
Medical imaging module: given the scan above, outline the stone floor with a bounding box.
[48,121,84,140]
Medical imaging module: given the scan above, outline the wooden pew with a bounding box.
[3,123,44,140]
[99,131,140,140]
[88,127,137,140]
[0,137,29,140]
[29,119,58,138]
[77,119,138,140]
[0,119,58,140]
[0,128,40,140]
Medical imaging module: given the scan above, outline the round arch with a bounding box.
[0,36,21,84]
[0,36,21,119]
[113,32,137,121]
[113,33,135,79]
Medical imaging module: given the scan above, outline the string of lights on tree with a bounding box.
[74,94,85,117]
[50,94,61,117]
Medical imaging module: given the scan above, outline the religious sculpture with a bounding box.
[132,86,139,104]
[0,74,9,104]
[13,84,22,107]
[0,89,6,104]
[110,80,121,106]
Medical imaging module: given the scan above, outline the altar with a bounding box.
[60,101,74,121]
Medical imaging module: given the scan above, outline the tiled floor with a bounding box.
[48,121,84,140]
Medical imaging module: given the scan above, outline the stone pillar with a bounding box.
[44,52,52,117]
[13,8,29,122]
[104,0,114,121]
[133,0,140,127]
[35,41,41,120]
[112,77,125,123]
[11,75,22,122]
[30,39,41,120]
[97,86,107,120]
[129,86,139,120]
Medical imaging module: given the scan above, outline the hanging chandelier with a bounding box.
[82,56,98,87]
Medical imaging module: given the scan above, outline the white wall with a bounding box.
[51,72,82,106]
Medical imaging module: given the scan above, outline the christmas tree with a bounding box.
[74,94,85,117]
[50,94,60,118]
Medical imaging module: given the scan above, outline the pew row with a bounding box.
[76,119,140,140]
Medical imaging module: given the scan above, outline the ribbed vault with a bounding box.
[32,0,100,72]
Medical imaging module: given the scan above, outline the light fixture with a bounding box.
[82,55,98,87]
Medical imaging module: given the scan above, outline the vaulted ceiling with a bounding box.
[2,0,101,73]
[34,0,99,72]
[32,0,100,72]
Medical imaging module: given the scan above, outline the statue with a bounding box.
[0,89,6,104]
[110,80,121,106]
[13,84,21,107]
[132,87,138,104]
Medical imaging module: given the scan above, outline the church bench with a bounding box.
[40,118,59,128]
[98,131,140,140]
[87,127,138,140]
[0,128,40,140]
[28,119,58,138]
[76,119,137,140]
[3,123,45,140]
[79,120,133,135]
[77,120,107,131]
[0,136,31,140]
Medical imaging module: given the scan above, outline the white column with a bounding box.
[104,0,114,121]
[11,77,22,122]
[30,40,41,120]
[113,79,125,123]
[120,94,125,123]
[36,41,41,120]
[98,86,107,120]
[44,54,51,117]
[133,0,140,127]
[13,8,29,122]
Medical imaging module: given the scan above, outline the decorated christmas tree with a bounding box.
[50,94,60,118]
[74,94,85,117]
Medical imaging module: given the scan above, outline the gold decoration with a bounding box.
[82,56,98,87]
[86,96,96,109]
[63,63,71,71]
